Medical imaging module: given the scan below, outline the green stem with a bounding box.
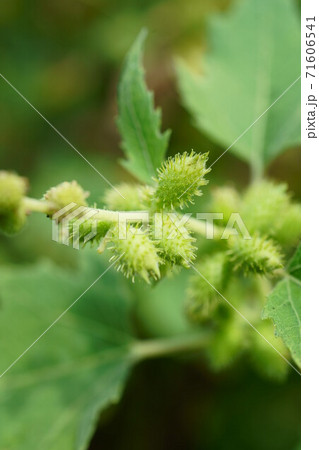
[130,331,212,362]
[187,216,223,239]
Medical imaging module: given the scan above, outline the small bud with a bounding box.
[186,252,228,323]
[108,225,161,283]
[154,151,210,209]
[44,181,89,211]
[228,235,283,276]
[209,186,241,225]
[0,171,27,214]
[103,183,154,211]
[153,213,196,268]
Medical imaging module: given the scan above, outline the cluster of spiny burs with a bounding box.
[0,152,209,280]
[1,152,300,285]
[1,151,300,322]
[1,152,300,377]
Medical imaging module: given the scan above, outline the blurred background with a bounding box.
[0,0,300,448]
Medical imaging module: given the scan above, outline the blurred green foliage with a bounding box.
[177,0,301,179]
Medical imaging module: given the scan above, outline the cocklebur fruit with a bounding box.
[0,171,28,234]
[0,171,27,214]
[274,203,301,247]
[44,181,89,211]
[154,151,210,209]
[153,213,196,268]
[228,235,283,276]
[186,252,228,322]
[207,313,247,370]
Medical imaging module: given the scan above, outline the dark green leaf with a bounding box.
[117,29,171,183]
[262,245,301,367]
[0,252,135,450]
[177,0,300,174]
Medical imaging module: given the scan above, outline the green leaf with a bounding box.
[177,0,300,175]
[117,29,171,183]
[0,252,135,450]
[262,245,301,367]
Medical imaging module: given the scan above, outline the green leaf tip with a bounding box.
[0,171,27,214]
[117,29,171,184]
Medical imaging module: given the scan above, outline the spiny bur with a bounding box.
[241,180,300,247]
[0,171,28,235]
[45,181,89,211]
[153,213,196,268]
[208,313,247,370]
[0,171,27,214]
[186,252,228,323]
[107,224,161,283]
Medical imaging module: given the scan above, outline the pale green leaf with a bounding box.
[262,245,301,367]
[117,29,171,183]
[0,252,135,450]
[177,0,300,174]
